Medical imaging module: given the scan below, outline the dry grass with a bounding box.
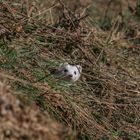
[0,80,74,140]
[0,0,140,140]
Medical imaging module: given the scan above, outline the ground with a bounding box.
[0,0,140,140]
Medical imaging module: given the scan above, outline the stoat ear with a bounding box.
[63,62,69,67]
[76,65,82,73]
[58,62,69,71]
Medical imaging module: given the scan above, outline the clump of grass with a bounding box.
[0,80,74,140]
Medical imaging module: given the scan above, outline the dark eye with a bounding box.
[74,71,76,75]
[64,69,68,73]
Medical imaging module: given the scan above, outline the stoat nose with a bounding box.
[68,74,73,78]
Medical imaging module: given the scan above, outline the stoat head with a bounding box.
[58,62,82,82]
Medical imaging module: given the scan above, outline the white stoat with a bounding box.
[58,62,82,82]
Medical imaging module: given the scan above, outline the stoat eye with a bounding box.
[64,69,68,73]
[74,71,76,75]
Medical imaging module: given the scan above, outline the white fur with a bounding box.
[58,62,82,82]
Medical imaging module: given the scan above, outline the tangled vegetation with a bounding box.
[0,0,140,140]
